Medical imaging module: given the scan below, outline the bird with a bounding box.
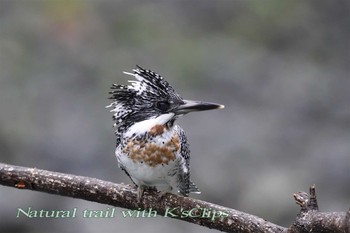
[106,66,224,200]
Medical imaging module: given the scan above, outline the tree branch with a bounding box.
[0,162,349,232]
[290,185,350,233]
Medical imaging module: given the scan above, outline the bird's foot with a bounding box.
[137,185,144,203]
[157,186,173,201]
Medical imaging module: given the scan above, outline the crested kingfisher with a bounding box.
[106,66,224,200]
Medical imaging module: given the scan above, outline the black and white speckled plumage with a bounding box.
[107,66,184,145]
[107,66,223,197]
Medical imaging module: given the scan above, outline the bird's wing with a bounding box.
[174,125,200,196]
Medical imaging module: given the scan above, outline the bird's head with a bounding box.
[107,66,224,139]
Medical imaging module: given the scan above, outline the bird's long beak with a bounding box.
[173,99,224,115]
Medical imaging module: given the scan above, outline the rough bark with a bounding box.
[0,162,349,232]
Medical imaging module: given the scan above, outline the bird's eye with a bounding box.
[156,101,170,112]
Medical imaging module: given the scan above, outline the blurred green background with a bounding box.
[1,0,349,232]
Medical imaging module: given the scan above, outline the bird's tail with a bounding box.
[189,181,201,194]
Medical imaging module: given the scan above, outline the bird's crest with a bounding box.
[106,66,183,144]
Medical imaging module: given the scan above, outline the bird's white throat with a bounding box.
[124,113,175,137]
